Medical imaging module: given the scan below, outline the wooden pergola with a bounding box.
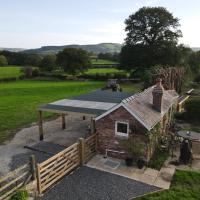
[37,90,133,141]
[37,108,96,141]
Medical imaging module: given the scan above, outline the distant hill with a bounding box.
[192,47,200,52]
[0,48,26,52]
[23,43,122,54]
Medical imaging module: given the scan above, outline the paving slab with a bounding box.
[86,154,175,189]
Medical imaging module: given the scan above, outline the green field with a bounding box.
[85,68,125,75]
[0,66,22,79]
[91,59,118,65]
[0,80,104,143]
[136,170,200,200]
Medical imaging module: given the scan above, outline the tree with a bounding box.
[0,55,8,66]
[24,54,42,66]
[56,48,91,74]
[143,66,185,93]
[120,7,182,71]
[125,7,182,46]
[40,54,57,72]
[189,51,200,73]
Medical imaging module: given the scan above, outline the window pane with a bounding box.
[117,123,128,134]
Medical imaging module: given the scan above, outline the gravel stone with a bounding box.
[39,166,160,200]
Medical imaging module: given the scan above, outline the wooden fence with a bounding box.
[0,156,35,200]
[84,134,97,162]
[37,134,97,194]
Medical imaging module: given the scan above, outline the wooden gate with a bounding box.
[37,142,80,194]
[84,134,97,162]
[37,134,97,194]
[0,162,32,200]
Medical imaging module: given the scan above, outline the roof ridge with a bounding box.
[122,94,135,103]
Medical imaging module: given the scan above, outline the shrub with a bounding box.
[148,148,169,170]
[0,55,8,66]
[10,190,29,200]
[22,67,40,78]
[185,97,200,122]
[174,112,187,120]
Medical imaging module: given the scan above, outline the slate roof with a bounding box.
[38,90,133,115]
[73,90,132,103]
[96,86,179,131]
[123,86,179,130]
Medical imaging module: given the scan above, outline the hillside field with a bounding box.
[91,59,118,65]
[85,68,125,75]
[0,80,104,143]
[0,79,141,143]
[0,66,22,79]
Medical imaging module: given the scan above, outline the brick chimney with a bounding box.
[152,78,164,112]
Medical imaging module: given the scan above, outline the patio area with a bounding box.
[86,154,176,189]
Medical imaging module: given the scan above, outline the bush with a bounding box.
[174,112,187,120]
[185,97,200,122]
[148,148,169,170]
[22,67,40,78]
[10,190,29,200]
[0,55,8,66]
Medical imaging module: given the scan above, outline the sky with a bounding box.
[0,0,200,48]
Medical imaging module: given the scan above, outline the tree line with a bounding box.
[1,6,200,84]
[0,48,91,74]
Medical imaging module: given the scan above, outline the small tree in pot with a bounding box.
[120,137,146,168]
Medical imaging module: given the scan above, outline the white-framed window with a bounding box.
[115,121,129,137]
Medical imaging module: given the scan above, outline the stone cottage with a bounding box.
[95,79,179,161]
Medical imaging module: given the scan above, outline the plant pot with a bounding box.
[137,158,145,169]
[125,157,134,166]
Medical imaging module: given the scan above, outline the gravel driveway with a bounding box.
[0,113,91,175]
[39,166,160,200]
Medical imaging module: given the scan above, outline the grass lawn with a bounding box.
[85,68,126,75]
[0,80,104,143]
[121,82,143,93]
[91,59,118,65]
[136,170,200,200]
[0,66,22,79]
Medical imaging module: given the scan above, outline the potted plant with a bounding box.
[119,137,145,168]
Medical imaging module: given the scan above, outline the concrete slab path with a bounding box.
[86,154,175,189]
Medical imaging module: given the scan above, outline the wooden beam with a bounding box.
[38,110,44,141]
[62,114,66,130]
[30,155,37,181]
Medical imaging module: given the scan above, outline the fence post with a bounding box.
[30,155,36,181]
[91,117,96,134]
[79,138,85,165]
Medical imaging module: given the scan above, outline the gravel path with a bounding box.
[39,166,160,200]
[0,113,91,175]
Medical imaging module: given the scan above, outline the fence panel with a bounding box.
[37,142,80,194]
[0,163,31,200]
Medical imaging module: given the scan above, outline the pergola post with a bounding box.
[91,117,96,134]
[62,114,66,130]
[38,110,44,141]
